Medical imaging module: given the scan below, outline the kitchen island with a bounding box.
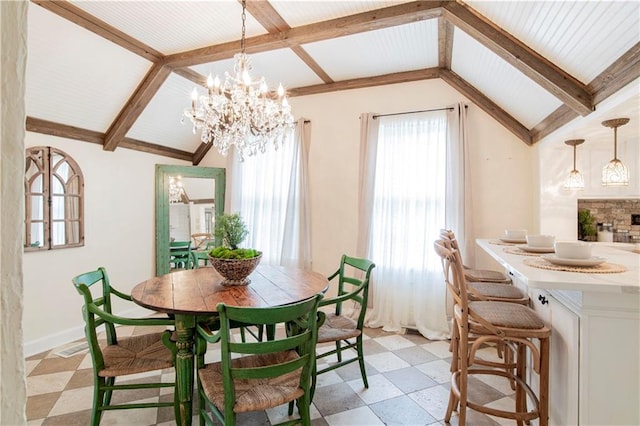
[477,239,639,426]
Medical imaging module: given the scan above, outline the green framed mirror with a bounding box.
[155,165,225,276]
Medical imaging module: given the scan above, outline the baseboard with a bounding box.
[23,305,152,358]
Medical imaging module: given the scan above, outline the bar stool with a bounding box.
[438,237,528,305]
[434,240,551,426]
[440,229,511,283]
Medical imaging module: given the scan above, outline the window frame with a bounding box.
[24,146,85,251]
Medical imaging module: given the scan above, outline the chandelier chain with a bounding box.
[182,0,294,161]
[241,0,246,54]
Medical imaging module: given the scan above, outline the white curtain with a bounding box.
[359,111,450,340]
[227,119,312,268]
[446,103,474,266]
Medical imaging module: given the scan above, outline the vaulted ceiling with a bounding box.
[25,0,640,165]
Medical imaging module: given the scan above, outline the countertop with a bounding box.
[477,239,640,294]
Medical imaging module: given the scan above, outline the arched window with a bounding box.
[24,147,84,251]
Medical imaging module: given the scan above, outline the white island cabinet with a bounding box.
[477,240,640,426]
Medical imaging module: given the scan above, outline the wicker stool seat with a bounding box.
[440,229,511,283]
[434,240,551,426]
[467,282,529,304]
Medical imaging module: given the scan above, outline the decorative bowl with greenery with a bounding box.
[208,213,261,286]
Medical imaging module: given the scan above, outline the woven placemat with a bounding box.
[523,258,627,274]
[503,247,542,257]
[489,239,517,246]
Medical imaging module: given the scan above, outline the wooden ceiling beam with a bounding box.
[26,116,104,145]
[530,105,579,144]
[530,43,640,143]
[440,69,532,145]
[103,64,172,151]
[164,1,445,68]
[192,140,214,166]
[589,42,640,105]
[438,17,454,69]
[31,0,163,62]
[443,1,593,117]
[244,0,334,84]
[26,117,193,161]
[288,68,440,97]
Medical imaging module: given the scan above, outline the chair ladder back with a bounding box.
[205,295,321,423]
[72,267,118,345]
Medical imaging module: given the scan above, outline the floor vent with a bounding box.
[54,342,89,358]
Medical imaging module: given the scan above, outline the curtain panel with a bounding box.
[358,106,471,339]
[227,119,312,268]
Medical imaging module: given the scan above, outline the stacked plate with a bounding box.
[540,254,606,267]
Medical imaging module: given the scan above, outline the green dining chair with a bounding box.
[195,294,323,426]
[170,240,193,269]
[314,255,375,393]
[72,267,180,425]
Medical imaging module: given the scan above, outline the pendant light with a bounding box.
[601,118,630,186]
[563,139,585,191]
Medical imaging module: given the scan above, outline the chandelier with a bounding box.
[563,139,585,191]
[169,176,185,204]
[601,118,629,186]
[183,0,294,161]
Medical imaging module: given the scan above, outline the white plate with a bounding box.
[541,254,607,267]
[517,244,555,253]
[500,237,527,244]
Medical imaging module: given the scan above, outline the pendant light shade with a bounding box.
[601,118,630,186]
[563,139,585,191]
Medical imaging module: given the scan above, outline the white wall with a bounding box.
[23,133,190,355]
[289,79,535,275]
[23,78,535,354]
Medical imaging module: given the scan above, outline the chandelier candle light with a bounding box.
[183,0,294,161]
[563,139,585,191]
[601,117,630,186]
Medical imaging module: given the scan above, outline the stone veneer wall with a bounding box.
[578,199,640,242]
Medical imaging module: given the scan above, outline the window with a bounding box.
[361,110,451,338]
[24,146,84,250]
[228,120,311,267]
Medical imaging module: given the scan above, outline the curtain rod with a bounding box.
[372,105,467,119]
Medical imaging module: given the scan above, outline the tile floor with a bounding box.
[26,325,519,425]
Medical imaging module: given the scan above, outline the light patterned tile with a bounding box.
[369,394,436,425]
[421,340,452,358]
[47,386,94,416]
[347,374,404,404]
[373,334,415,351]
[27,371,74,396]
[408,384,451,420]
[365,352,410,373]
[324,406,384,425]
[414,359,452,384]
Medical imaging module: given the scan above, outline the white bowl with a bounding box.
[505,229,527,240]
[554,241,592,259]
[526,234,555,248]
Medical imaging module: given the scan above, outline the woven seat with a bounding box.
[100,332,174,377]
[467,282,529,304]
[196,295,322,425]
[433,240,550,426]
[440,229,511,283]
[72,267,179,425]
[314,255,375,393]
[317,313,360,343]
[198,351,303,413]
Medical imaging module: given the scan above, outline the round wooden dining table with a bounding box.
[131,265,329,426]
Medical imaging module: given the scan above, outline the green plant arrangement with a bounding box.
[578,208,597,241]
[208,213,261,286]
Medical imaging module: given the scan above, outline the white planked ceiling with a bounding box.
[466,0,640,84]
[25,1,640,159]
